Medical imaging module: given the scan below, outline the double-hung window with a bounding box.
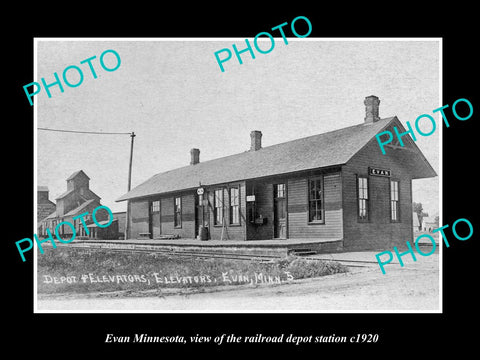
[358,176,369,221]
[174,196,182,228]
[390,180,400,222]
[214,189,223,225]
[229,187,240,225]
[308,177,324,223]
[151,200,160,213]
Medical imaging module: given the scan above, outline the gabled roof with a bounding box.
[38,198,55,206]
[66,170,90,181]
[43,199,98,220]
[116,117,437,202]
[55,187,101,201]
[87,219,118,228]
[56,188,75,200]
[44,211,57,220]
[63,199,97,217]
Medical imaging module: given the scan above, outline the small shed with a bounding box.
[422,216,438,232]
[86,219,119,240]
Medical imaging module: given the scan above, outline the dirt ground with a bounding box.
[36,251,440,312]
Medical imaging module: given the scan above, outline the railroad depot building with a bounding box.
[116,96,437,251]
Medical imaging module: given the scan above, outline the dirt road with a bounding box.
[36,252,440,312]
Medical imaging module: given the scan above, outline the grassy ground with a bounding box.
[37,247,348,295]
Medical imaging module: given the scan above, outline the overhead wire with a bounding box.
[37,127,132,135]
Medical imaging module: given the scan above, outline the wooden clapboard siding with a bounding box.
[129,199,149,238]
[160,193,195,238]
[180,193,196,237]
[287,173,343,239]
[129,192,196,239]
[342,138,414,250]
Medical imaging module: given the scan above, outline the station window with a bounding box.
[230,187,240,225]
[174,196,182,228]
[214,189,223,225]
[357,176,369,221]
[390,180,400,222]
[308,177,324,223]
[151,200,160,213]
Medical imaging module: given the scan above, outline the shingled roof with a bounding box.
[116,116,436,202]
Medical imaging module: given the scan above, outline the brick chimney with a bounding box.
[250,130,262,151]
[190,148,200,165]
[364,95,380,123]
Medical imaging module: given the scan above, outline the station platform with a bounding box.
[74,238,344,258]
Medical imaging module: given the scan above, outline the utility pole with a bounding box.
[124,132,136,240]
[127,132,136,191]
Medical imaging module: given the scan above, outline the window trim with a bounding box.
[229,186,241,226]
[307,176,325,225]
[214,188,224,226]
[390,179,400,222]
[174,196,182,228]
[357,175,370,222]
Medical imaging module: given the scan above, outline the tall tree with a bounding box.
[413,202,423,214]
[413,202,428,227]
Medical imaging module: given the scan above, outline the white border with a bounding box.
[33,38,39,311]
[438,38,443,313]
[33,37,443,314]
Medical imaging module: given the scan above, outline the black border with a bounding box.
[7,5,478,355]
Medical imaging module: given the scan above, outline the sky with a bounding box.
[36,38,440,217]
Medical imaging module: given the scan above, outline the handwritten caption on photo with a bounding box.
[41,271,295,286]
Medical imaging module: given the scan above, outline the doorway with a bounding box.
[273,183,287,239]
[195,194,202,238]
[149,200,161,239]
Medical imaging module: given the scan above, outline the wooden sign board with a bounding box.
[369,167,391,177]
